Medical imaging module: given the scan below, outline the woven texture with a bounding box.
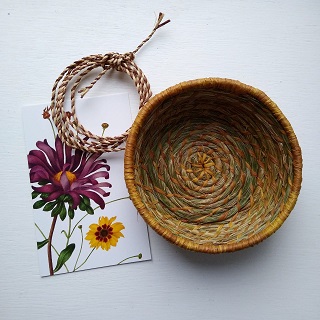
[124,78,302,253]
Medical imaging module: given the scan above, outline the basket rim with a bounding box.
[124,77,303,253]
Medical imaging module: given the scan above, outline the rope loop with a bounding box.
[50,13,170,153]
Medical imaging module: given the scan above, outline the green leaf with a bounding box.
[68,206,75,219]
[33,199,46,209]
[32,191,40,199]
[53,243,75,273]
[37,239,49,249]
[61,230,68,238]
[43,201,57,212]
[79,200,87,211]
[57,194,65,202]
[51,202,63,217]
[82,195,90,207]
[59,203,67,221]
[86,206,94,215]
[40,192,50,199]
[63,195,72,202]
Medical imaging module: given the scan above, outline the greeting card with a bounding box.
[23,93,151,276]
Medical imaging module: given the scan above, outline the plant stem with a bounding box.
[48,118,56,139]
[66,217,72,246]
[70,213,88,238]
[73,227,84,271]
[117,253,142,265]
[48,216,58,276]
[74,248,95,271]
[93,196,130,211]
[35,222,47,239]
[35,223,69,272]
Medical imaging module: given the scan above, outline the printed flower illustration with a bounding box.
[28,107,145,276]
[28,136,111,210]
[85,216,125,251]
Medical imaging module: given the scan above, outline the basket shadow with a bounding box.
[155,232,279,271]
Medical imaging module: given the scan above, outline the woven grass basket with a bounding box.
[124,78,302,253]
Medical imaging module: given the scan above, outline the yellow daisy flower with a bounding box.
[85,216,125,251]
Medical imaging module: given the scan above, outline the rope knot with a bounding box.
[102,52,135,71]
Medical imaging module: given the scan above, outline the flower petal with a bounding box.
[45,191,64,202]
[36,139,61,172]
[29,166,51,182]
[108,216,117,224]
[32,184,58,193]
[79,186,111,198]
[77,153,101,177]
[64,141,72,165]
[83,171,110,181]
[99,216,109,226]
[113,231,124,238]
[76,190,106,209]
[55,137,65,168]
[109,236,118,246]
[59,171,71,191]
[69,149,85,172]
[112,222,125,233]
[68,191,81,209]
[27,153,56,176]
[105,242,111,251]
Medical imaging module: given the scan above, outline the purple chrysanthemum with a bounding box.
[28,137,111,209]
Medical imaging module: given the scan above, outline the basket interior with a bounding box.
[131,82,296,249]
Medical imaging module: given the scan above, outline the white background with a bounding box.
[0,1,319,319]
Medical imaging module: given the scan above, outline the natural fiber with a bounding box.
[50,13,170,153]
[124,78,302,253]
